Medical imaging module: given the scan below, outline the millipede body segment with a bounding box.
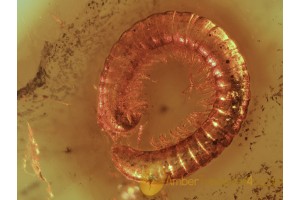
[97,11,250,184]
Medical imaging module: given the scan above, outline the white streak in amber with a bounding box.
[152,37,159,44]
[198,46,209,57]
[227,40,237,49]
[212,121,219,127]
[188,147,199,165]
[218,81,226,88]
[207,57,217,67]
[168,164,174,175]
[171,11,176,35]
[214,69,222,77]
[157,165,165,179]
[195,137,209,155]
[240,109,245,115]
[133,169,142,179]
[220,96,226,101]
[51,100,70,106]
[179,37,185,43]
[226,118,231,121]
[178,155,188,172]
[217,108,226,115]
[205,131,215,140]
[186,14,194,32]
[24,122,54,199]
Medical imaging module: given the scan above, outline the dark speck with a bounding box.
[65,147,72,153]
[212,140,218,145]
[234,194,238,200]
[159,105,169,113]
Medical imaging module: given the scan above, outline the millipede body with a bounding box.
[97,11,250,184]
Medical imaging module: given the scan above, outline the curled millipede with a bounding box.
[97,11,250,184]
